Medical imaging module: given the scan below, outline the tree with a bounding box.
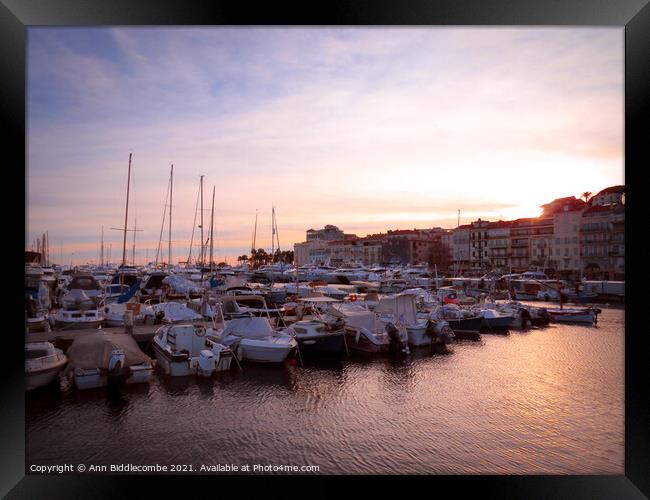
[581,191,593,204]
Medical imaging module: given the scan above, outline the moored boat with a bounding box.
[547,307,601,325]
[153,323,234,376]
[283,319,347,355]
[212,317,297,363]
[25,342,68,391]
[64,332,153,389]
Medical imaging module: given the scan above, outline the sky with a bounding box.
[26,27,624,265]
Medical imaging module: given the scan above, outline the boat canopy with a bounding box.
[222,317,274,339]
[375,294,418,324]
[326,304,378,331]
[66,332,150,369]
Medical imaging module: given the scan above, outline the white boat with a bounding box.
[25,342,67,391]
[52,290,104,330]
[102,301,154,327]
[153,323,234,376]
[212,317,297,363]
[145,301,205,324]
[326,303,410,354]
[64,332,153,390]
[546,307,601,325]
[375,293,453,347]
[64,273,104,301]
[282,318,347,355]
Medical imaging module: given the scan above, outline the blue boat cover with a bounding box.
[117,279,141,303]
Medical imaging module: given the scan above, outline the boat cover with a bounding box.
[162,275,202,294]
[152,302,203,321]
[375,294,418,324]
[222,317,274,339]
[62,289,94,309]
[66,332,151,369]
[326,304,378,331]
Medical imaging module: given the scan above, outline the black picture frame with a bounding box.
[3,0,648,497]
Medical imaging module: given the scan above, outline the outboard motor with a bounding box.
[536,307,550,326]
[519,308,532,329]
[107,347,128,386]
[426,319,454,344]
[437,323,455,344]
[385,323,409,355]
[198,350,216,376]
[153,310,165,325]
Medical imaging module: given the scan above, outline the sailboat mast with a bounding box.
[132,218,137,265]
[121,153,132,267]
[200,175,204,267]
[169,164,173,268]
[252,209,258,252]
[271,207,275,261]
[155,173,170,267]
[100,226,104,266]
[209,185,215,274]
[187,179,200,265]
[274,208,280,256]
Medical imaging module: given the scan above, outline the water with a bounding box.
[26,304,624,474]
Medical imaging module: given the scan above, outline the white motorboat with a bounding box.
[64,332,153,390]
[374,293,452,347]
[102,301,154,327]
[145,301,205,324]
[326,303,410,354]
[27,314,50,332]
[65,273,104,301]
[282,318,347,355]
[547,307,601,325]
[153,323,234,376]
[212,317,297,363]
[52,289,104,330]
[25,342,67,391]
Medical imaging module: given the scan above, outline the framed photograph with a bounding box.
[5,0,648,497]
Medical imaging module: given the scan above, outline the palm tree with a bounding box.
[581,191,593,204]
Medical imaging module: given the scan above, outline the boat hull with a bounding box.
[296,333,346,354]
[235,340,294,363]
[445,317,483,333]
[481,316,514,330]
[73,364,153,390]
[344,328,383,353]
[406,326,435,347]
[152,342,233,376]
[548,312,595,324]
[26,361,67,391]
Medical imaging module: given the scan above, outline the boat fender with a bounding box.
[350,294,357,302]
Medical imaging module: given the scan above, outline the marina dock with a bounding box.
[26,322,223,347]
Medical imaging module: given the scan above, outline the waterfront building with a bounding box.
[591,185,625,207]
[580,203,625,280]
[487,221,511,273]
[468,219,491,272]
[452,224,471,275]
[546,197,587,277]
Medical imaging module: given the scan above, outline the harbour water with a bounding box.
[26,303,624,475]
